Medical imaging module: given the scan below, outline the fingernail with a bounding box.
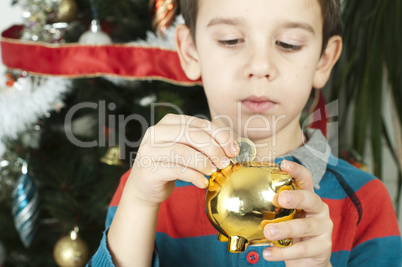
[220,157,231,169]
[282,191,293,204]
[268,225,278,237]
[281,160,294,170]
[230,142,240,156]
[288,161,294,169]
[263,249,272,258]
[210,166,218,174]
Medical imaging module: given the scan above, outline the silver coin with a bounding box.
[231,137,257,164]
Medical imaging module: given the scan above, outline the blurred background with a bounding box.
[0,0,400,266]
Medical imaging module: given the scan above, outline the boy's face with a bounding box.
[178,0,340,143]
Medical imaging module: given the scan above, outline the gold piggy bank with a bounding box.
[206,162,296,253]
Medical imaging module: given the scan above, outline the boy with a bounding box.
[89,0,402,266]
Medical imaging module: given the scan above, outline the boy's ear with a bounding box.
[175,24,201,80]
[313,36,343,89]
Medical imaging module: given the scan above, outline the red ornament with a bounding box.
[150,0,178,36]
[5,73,15,87]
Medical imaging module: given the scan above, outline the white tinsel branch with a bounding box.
[0,77,71,156]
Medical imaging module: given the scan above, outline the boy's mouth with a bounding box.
[241,96,276,113]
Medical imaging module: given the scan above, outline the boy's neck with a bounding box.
[252,123,306,163]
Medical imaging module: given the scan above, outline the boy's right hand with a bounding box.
[128,114,240,206]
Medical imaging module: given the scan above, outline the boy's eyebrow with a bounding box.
[281,22,315,34]
[206,18,242,27]
[206,18,315,35]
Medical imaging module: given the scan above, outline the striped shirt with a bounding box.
[89,130,402,266]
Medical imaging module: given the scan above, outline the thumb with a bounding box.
[280,160,314,192]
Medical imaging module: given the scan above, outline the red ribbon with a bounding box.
[1,25,201,86]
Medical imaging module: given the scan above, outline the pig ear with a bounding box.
[175,24,201,80]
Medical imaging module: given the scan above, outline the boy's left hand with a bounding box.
[263,160,333,267]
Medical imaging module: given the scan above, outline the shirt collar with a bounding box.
[281,129,331,186]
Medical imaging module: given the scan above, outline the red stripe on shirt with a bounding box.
[353,179,400,247]
[323,197,358,252]
[156,185,217,238]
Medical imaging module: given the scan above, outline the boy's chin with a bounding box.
[240,131,276,142]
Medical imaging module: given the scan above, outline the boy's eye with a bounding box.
[276,41,302,52]
[218,39,244,47]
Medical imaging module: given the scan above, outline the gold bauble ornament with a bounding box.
[206,162,296,253]
[53,227,89,267]
[100,147,124,166]
[48,0,78,23]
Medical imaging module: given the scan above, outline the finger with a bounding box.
[157,114,240,158]
[136,162,208,191]
[153,161,210,189]
[264,216,332,241]
[278,189,329,214]
[262,237,332,262]
[280,160,314,191]
[149,124,233,169]
[138,143,218,176]
[130,164,209,206]
[134,156,210,190]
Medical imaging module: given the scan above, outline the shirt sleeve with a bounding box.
[86,228,114,266]
[348,179,402,266]
[86,171,160,266]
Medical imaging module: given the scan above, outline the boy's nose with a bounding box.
[245,50,277,81]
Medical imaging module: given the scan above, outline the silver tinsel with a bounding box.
[17,0,71,43]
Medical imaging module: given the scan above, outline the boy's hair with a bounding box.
[179,0,342,55]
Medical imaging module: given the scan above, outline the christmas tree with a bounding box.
[0,0,209,266]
